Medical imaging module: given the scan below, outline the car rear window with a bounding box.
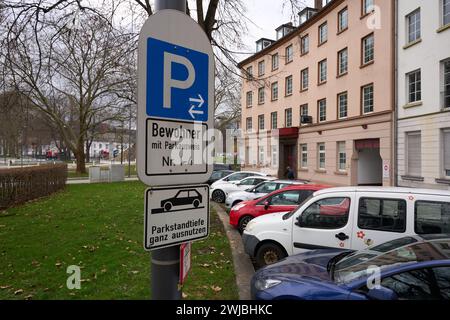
[415,201,450,234]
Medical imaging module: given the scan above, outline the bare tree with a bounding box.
[2,9,136,173]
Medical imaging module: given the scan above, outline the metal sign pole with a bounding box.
[151,0,186,301]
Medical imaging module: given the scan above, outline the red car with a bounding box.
[229,184,330,233]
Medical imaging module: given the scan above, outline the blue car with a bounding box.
[251,234,450,300]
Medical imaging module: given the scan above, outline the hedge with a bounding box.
[0,164,67,210]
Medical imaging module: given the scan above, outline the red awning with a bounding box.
[355,139,380,150]
[272,127,299,138]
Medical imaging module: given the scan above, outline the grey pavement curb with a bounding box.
[212,202,254,300]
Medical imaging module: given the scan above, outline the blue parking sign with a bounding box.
[146,37,209,123]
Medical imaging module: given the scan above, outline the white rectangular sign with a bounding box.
[145,118,208,177]
[144,184,209,251]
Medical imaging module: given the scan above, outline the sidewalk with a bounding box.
[66,177,139,184]
[212,202,255,300]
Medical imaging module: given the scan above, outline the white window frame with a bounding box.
[362,84,374,114]
[271,112,278,129]
[271,81,278,101]
[338,92,348,119]
[362,0,374,16]
[318,143,326,170]
[259,146,265,165]
[272,53,279,71]
[318,99,327,122]
[319,22,328,44]
[301,68,309,90]
[301,34,309,55]
[258,60,265,77]
[406,9,421,44]
[285,108,293,128]
[442,59,450,109]
[286,45,293,63]
[246,117,252,132]
[258,87,265,104]
[338,7,348,33]
[443,129,450,178]
[258,114,265,131]
[246,91,253,107]
[407,69,421,104]
[362,33,374,65]
[337,141,346,171]
[338,48,348,76]
[442,0,450,27]
[300,144,308,169]
[319,59,327,83]
[285,75,293,96]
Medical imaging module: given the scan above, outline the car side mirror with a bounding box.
[264,201,270,210]
[366,287,398,300]
[295,215,305,227]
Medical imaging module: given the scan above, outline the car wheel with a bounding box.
[238,216,253,234]
[164,202,172,212]
[255,243,286,269]
[212,190,225,203]
[192,199,200,208]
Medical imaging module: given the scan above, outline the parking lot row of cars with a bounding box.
[208,170,450,300]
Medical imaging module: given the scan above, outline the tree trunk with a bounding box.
[74,143,86,174]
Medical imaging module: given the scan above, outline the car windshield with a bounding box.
[252,182,277,193]
[333,238,450,284]
[282,193,314,220]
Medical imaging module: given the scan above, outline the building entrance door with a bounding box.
[355,139,382,186]
[282,144,297,179]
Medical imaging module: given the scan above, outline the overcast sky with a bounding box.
[243,0,314,52]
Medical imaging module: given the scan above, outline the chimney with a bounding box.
[315,0,323,10]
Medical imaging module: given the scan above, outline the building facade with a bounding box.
[396,0,450,190]
[239,0,395,186]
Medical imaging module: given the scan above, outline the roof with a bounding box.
[277,184,331,191]
[314,186,450,197]
[237,0,343,68]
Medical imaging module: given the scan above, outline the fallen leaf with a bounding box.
[182,292,188,299]
[25,295,33,300]
[131,270,139,274]
[55,262,62,267]
[14,289,23,295]
[211,286,222,292]
[0,285,11,290]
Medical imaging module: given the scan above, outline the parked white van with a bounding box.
[242,187,450,268]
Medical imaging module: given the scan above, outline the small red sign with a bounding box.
[180,242,192,285]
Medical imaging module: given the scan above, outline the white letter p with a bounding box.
[163,52,195,109]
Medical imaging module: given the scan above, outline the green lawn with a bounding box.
[0,181,238,300]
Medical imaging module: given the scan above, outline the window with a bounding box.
[258,87,265,104]
[258,114,265,131]
[318,59,327,84]
[265,190,303,206]
[444,129,450,177]
[299,197,350,229]
[318,99,327,122]
[338,48,348,76]
[407,9,421,44]
[362,0,374,16]
[246,66,253,79]
[381,269,437,300]
[301,144,308,168]
[300,104,308,117]
[433,267,450,299]
[319,22,328,45]
[362,33,374,65]
[272,53,279,71]
[406,131,422,177]
[258,60,265,77]
[286,45,293,63]
[258,146,265,164]
[271,112,278,129]
[338,92,348,119]
[442,59,450,108]
[358,198,407,232]
[407,69,422,103]
[246,117,252,131]
[338,7,348,33]
[337,141,346,171]
[271,82,278,101]
[285,75,293,96]
[444,0,450,26]
[285,108,292,128]
[99,143,102,148]
[254,181,278,194]
[301,35,309,55]
[246,91,253,107]
[269,145,278,167]
[362,84,374,113]
[318,142,326,169]
[301,68,309,91]
[415,201,450,234]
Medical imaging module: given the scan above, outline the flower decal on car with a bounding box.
[357,231,365,239]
